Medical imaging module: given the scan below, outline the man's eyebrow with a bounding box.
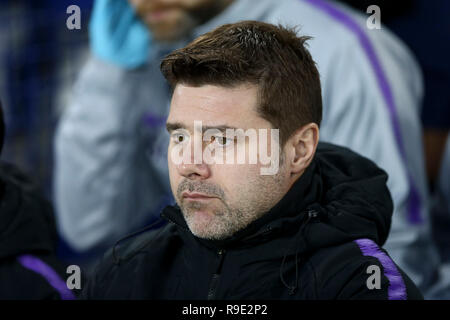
[166,122,184,133]
[202,125,239,133]
[166,122,239,133]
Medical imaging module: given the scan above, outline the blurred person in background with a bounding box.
[0,100,76,300]
[383,0,450,281]
[54,0,445,297]
[338,0,450,298]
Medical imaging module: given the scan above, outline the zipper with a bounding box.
[207,249,226,300]
[163,211,227,299]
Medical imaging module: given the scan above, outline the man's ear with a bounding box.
[286,123,319,176]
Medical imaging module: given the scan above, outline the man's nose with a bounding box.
[177,162,211,180]
[176,140,211,180]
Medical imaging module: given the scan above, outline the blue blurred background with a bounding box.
[0,0,93,198]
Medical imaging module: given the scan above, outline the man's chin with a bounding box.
[184,207,214,225]
[184,210,222,239]
[189,228,230,241]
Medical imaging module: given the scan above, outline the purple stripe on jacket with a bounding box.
[355,238,407,300]
[17,254,76,300]
[303,0,422,224]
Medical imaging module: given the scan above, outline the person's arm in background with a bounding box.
[53,0,163,252]
[318,33,419,225]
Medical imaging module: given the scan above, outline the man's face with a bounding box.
[128,0,230,42]
[166,84,292,240]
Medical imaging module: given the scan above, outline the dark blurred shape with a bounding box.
[0,99,4,155]
[0,100,79,299]
[0,162,78,299]
[424,129,449,189]
[339,1,415,22]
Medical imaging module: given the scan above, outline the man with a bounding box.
[55,0,440,295]
[82,22,422,299]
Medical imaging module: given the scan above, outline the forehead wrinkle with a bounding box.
[173,84,256,112]
[170,84,261,130]
[194,103,227,115]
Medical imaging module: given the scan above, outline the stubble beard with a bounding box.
[176,158,287,240]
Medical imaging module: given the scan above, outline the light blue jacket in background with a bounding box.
[54,0,444,295]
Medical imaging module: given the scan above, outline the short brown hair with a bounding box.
[160,20,322,145]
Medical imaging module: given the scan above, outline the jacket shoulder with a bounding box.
[113,222,180,262]
[81,222,182,299]
[307,239,423,300]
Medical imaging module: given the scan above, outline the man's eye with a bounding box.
[172,133,188,143]
[212,136,233,147]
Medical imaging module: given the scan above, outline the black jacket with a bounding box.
[83,143,423,300]
[0,162,75,300]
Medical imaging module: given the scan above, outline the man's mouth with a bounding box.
[182,192,217,201]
